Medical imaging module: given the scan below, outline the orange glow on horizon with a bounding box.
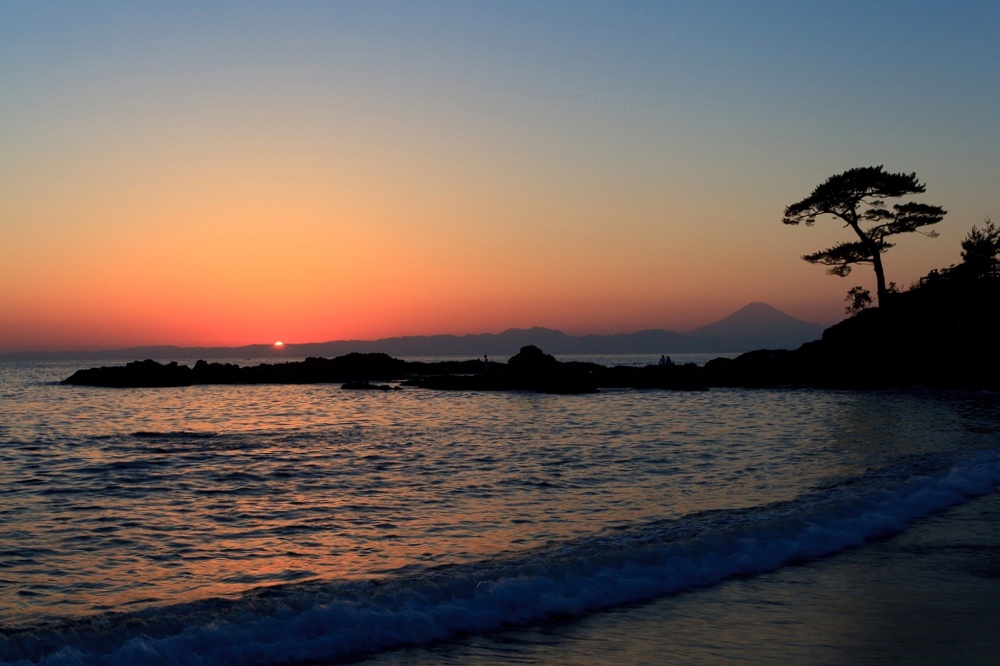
[2,5,986,355]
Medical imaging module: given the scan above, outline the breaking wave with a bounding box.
[4,451,998,666]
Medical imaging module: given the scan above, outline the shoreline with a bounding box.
[60,341,1000,392]
[356,490,1000,665]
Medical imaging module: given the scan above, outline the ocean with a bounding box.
[1,357,998,665]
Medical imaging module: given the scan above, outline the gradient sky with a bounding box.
[3,1,998,351]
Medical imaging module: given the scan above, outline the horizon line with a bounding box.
[1,303,828,358]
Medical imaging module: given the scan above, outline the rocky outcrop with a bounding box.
[341,381,398,391]
[61,275,1000,393]
[63,353,411,387]
[61,346,708,393]
[62,359,194,387]
[402,345,600,394]
[701,276,1000,390]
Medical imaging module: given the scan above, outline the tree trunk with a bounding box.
[872,252,889,306]
[847,217,889,307]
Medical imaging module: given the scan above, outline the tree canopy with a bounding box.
[782,166,946,305]
[959,217,1000,279]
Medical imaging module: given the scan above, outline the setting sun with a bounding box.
[0,1,995,357]
[274,341,284,348]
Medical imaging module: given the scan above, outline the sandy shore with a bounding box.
[360,489,1000,665]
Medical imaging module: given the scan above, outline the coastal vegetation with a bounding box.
[782,166,946,305]
[708,218,999,390]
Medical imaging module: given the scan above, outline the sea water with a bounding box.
[1,359,998,665]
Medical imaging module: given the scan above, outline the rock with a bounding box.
[62,359,193,387]
[341,381,397,390]
[504,345,598,393]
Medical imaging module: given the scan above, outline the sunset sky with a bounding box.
[3,1,998,352]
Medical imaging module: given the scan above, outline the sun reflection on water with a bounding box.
[4,364,992,624]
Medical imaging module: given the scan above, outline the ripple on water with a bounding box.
[2,364,999,625]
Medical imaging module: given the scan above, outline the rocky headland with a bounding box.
[60,346,706,394]
[62,267,999,393]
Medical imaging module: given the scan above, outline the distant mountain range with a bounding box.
[685,302,826,351]
[3,302,824,361]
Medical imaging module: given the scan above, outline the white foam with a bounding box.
[5,452,999,666]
